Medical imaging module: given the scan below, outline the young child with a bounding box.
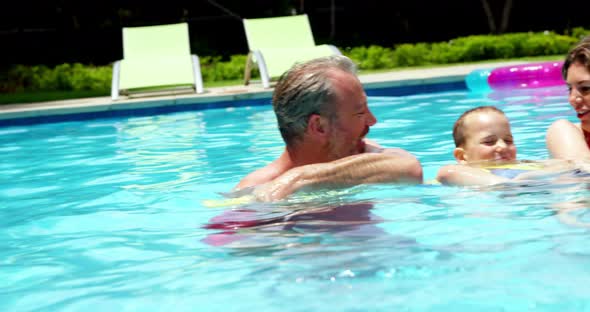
[436,106,543,186]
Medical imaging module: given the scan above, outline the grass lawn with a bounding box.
[0,55,564,106]
[0,90,110,105]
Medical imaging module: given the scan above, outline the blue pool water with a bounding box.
[2,85,590,311]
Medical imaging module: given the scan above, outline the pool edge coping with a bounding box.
[0,60,530,123]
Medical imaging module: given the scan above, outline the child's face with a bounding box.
[454,111,517,163]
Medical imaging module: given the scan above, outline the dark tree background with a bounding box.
[2,0,587,69]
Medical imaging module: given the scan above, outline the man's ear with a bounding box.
[453,147,468,164]
[307,114,329,137]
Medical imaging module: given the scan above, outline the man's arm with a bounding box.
[436,164,509,186]
[546,119,590,160]
[364,139,415,158]
[252,152,422,202]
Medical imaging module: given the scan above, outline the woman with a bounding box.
[546,36,590,159]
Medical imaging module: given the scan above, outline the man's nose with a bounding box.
[366,110,377,126]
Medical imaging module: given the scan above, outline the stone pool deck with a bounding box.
[0,60,531,122]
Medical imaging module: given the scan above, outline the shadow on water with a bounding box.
[196,168,590,287]
[200,186,461,266]
[202,168,590,248]
[202,199,399,248]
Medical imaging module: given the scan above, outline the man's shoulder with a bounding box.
[235,162,286,190]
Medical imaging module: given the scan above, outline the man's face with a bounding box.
[457,111,517,163]
[325,70,377,160]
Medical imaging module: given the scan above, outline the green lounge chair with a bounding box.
[243,14,341,88]
[111,23,204,100]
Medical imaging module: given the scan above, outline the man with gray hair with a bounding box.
[236,55,423,201]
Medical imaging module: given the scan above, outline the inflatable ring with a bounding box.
[465,61,564,92]
[481,162,546,171]
[203,195,255,208]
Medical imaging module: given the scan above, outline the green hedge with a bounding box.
[344,31,582,70]
[2,63,112,93]
[2,28,588,94]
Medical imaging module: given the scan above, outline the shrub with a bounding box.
[427,41,464,64]
[449,36,514,61]
[201,55,258,82]
[2,63,111,93]
[391,43,431,67]
[520,32,578,56]
[570,27,590,41]
[2,27,587,94]
[345,45,395,70]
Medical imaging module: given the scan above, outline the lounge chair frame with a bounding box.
[243,14,341,89]
[111,23,204,101]
[111,55,203,100]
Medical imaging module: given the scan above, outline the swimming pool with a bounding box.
[2,84,590,311]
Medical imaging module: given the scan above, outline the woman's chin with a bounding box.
[581,120,590,132]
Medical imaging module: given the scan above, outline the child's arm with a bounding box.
[436,164,510,186]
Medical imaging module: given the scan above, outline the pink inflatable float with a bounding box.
[465,61,565,92]
[488,61,564,90]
